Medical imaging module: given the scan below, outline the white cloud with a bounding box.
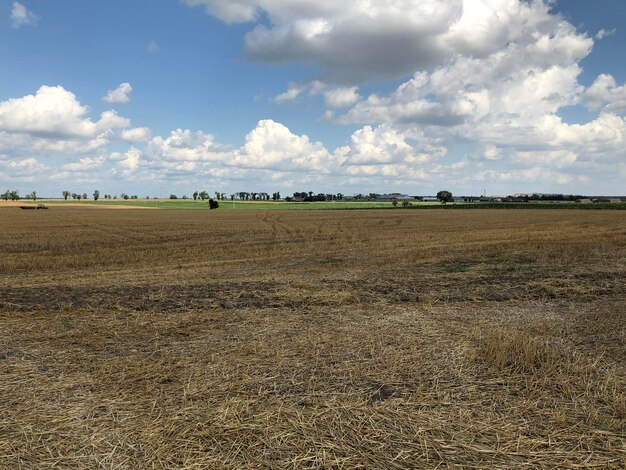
[0,86,101,138]
[235,120,336,171]
[110,147,142,177]
[121,127,151,143]
[274,83,305,103]
[324,87,360,109]
[62,156,106,172]
[0,85,142,162]
[11,2,37,28]
[186,0,590,85]
[595,28,616,40]
[336,125,445,167]
[147,129,232,163]
[184,0,259,23]
[103,83,133,104]
[584,74,626,114]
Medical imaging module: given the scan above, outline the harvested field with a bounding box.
[1,207,625,468]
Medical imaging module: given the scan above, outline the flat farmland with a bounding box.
[1,207,625,468]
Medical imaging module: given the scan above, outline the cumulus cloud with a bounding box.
[323,87,360,109]
[121,127,151,143]
[595,28,616,40]
[0,86,102,138]
[103,83,133,104]
[274,83,305,103]
[274,81,360,109]
[110,147,143,178]
[62,156,106,172]
[11,2,37,28]
[335,125,445,167]
[235,120,336,171]
[0,85,143,163]
[584,74,626,114]
[185,0,589,85]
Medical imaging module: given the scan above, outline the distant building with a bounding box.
[376,193,414,202]
[453,196,482,203]
[422,196,439,202]
[599,198,623,203]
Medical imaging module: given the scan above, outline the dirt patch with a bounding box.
[1,269,623,313]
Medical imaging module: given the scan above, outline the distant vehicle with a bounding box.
[19,204,48,210]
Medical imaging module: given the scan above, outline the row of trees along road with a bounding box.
[1,190,41,200]
[2,190,22,200]
[3,189,453,204]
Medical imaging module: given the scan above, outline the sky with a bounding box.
[1,0,625,197]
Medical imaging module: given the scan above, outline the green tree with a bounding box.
[193,191,199,201]
[82,193,88,200]
[169,194,178,199]
[392,200,398,207]
[436,190,453,204]
[402,199,411,207]
[10,190,20,201]
[62,190,71,200]
[93,190,100,201]
[1,190,9,201]
[27,191,37,200]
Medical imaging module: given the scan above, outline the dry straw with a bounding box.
[0,207,624,468]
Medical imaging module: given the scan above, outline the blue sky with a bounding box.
[1,0,625,197]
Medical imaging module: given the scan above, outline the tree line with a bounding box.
[1,189,439,203]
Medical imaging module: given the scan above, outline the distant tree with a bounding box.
[392,200,398,207]
[436,190,453,204]
[71,193,78,200]
[130,195,138,200]
[9,190,20,201]
[193,191,199,201]
[1,190,9,201]
[62,190,71,200]
[402,199,411,207]
[82,193,88,200]
[121,193,129,200]
[208,198,219,209]
[27,191,37,201]
[76,194,82,201]
[182,195,189,200]
[93,190,100,201]
[169,194,178,199]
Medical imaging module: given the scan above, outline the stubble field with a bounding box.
[0,207,625,468]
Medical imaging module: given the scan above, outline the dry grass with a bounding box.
[0,207,625,468]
